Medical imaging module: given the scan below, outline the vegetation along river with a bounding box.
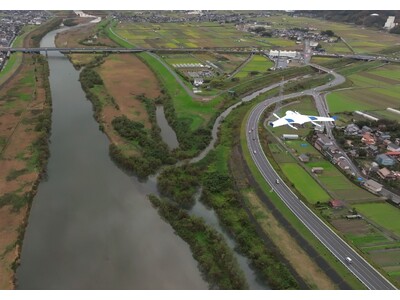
[15,27,207,289]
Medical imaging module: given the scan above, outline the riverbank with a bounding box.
[0,17,60,290]
[0,54,52,289]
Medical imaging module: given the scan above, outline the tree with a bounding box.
[321,30,335,37]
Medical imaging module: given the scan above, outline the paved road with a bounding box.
[245,65,397,290]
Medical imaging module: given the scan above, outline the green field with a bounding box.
[234,55,274,78]
[114,22,274,49]
[280,163,331,203]
[354,203,400,236]
[138,52,220,131]
[306,161,377,202]
[163,54,202,66]
[327,63,400,114]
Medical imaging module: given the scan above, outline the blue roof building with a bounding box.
[375,154,396,166]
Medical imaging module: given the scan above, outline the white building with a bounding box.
[269,50,297,58]
[384,16,397,30]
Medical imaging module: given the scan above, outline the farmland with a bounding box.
[353,203,400,236]
[280,163,331,204]
[112,21,304,50]
[113,22,267,49]
[234,55,274,78]
[327,62,400,114]
[265,14,400,54]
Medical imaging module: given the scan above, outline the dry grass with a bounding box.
[0,56,49,289]
[245,190,338,289]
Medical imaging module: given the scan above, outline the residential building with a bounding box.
[361,125,372,134]
[329,199,344,209]
[387,143,400,152]
[364,179,383,193]
[311,167,324,174]
[298,154,310,162]
[361,132,376,145]
[338,159,351,171]
[375,154,396,166]
[314,133,333,151]
[377,167,395,179]
[344,123,360,135]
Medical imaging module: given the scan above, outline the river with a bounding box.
[15,27,207,290]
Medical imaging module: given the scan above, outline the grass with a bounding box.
[139,52,221,131]
[234,55,274,78]
[280,163,331,204]
[327,63,400,114]
[327,92,378,113]
[353,203,400,236]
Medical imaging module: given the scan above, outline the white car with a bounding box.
[345,257,352,264]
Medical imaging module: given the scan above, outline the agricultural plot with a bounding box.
[284,140,321,157]
[373,109,400,122]
[266,14,400,54]
[197,53,249,74]
[280,163,331,204]
[307,161,376,202]
[234,55,274,78]
[268,143,295,164]
[114,22,275,49]
[163,54,202,66]
[353,203,400,236]
[327,63,400,114]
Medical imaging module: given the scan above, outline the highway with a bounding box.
[245,65,397,290]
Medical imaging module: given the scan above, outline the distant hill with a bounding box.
[294,11,400,31]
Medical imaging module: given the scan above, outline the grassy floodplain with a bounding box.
[138,52,219,131]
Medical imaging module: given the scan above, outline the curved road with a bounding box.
[246,65,397,290]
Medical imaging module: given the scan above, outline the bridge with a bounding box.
[0,46,257,55]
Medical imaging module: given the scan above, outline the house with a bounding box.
[344,123,360,135]
[375,154,396,166]
[338,159,351,171]
[368,145,378,154]
[329,199,344,209]
[314,134,333,151]
[331,153,345,164]
[361,125,372,134]
[298,154,310,162]
[387,143,400,152]
[364,179,383,193]
[193,78,204,86]
[361,132,376,145]
[377,167,395,179]
[378,134,391,142]
[311,167,324,174]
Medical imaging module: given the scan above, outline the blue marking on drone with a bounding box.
[285,118,294,123]
[308,116,318,120]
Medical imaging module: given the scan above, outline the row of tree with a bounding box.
[148,194,249,289]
